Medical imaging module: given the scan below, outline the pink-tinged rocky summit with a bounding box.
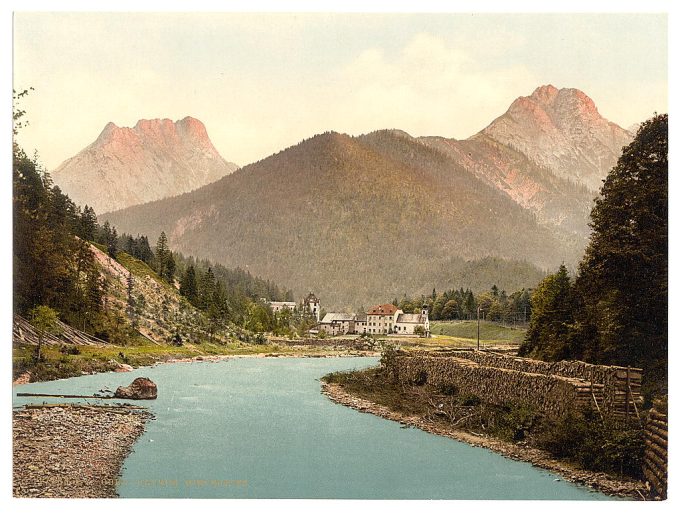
[479,85,633,192]
[52,116,238,214]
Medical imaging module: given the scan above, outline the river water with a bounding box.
[13,356,614,499]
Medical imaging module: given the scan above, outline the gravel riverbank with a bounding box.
[13,404,152,498]
[322,382,648,500]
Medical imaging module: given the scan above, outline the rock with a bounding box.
[113,364,134,373]
[114,377,157,400]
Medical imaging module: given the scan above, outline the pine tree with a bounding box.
[518,265,574,360]
[107,226,118,259]
[155,231,169,278]
[179,265,198,303]
[197,267,216,310]
[100,221,112,246]
[164,253,176,283]
[82,205,98,241]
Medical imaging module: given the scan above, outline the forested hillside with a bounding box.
[104,130,561,307]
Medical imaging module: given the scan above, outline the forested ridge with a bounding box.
[104,130,565,307]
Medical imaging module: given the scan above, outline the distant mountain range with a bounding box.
[52,116,238,214]
[101,85,635,307]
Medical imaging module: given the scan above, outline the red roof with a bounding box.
[367,304,398,315]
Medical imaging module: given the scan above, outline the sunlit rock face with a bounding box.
[480,85,633,192]
[52,117,238,214]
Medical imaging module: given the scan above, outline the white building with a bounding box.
[265,292,321,321]
[394,306,430,336]
[304,293,321,322]
[269,301,297,314]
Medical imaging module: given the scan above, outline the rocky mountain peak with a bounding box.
[481,85,632,191]
[52,116,238,214]
[529,84,559,104]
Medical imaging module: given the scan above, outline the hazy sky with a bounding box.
[13,12,668,170]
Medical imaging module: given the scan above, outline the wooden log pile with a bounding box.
[402,350,642,419]
[13,314,107,347]
[643,405,667,499]
[390,355,604,417]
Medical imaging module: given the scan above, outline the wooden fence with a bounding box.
[13,314,108,347]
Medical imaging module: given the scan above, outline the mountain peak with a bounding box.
[529,84,559,104]
[53,116,238,214]
[95,121,120,144]
[480,85,632,191]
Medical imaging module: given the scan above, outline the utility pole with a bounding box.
[477,305,481,351]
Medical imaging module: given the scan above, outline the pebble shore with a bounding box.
[13,404,152,498]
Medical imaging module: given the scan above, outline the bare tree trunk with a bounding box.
[36,334,43,361]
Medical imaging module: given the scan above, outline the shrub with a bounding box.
[412,369,428,386]
[535,410,644,478]
[439,383,458,396]
[492,402,539,442]
[59,344,81,355]
[459,394,481,406]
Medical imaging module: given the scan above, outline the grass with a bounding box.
[12,338,354,383]
[114,251,177,294]
[429,320,526,346]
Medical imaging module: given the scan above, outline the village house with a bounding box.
[394,306,430,336]
[354,313,368,334]
[304,293,321,322]
[268,301,297,314]
[265,292,321,320]
[366,303,430,336]
[366,303,399,334]
[318,313,355,336]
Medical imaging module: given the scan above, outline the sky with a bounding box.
[13,11,668,170]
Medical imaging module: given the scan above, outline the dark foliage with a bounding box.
[518,115,668,400]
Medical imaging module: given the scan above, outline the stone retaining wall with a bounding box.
[390,355,602,417]
[389,350,643,418]
[277,338,374,349]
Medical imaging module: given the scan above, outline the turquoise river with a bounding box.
[13,356,615,500]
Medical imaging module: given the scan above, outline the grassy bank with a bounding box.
[12,340,340,383]
[429,320,526,346]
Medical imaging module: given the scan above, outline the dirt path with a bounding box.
[13,404,152,498]
[321,382,648,500]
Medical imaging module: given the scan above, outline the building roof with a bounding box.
[367,304,399,315]
[355,313,367,322]
[320,312,355,324]
[269,301,297,308]
[396,313,427,324]
[304,293,319,303]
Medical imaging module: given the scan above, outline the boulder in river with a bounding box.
[114,377,157,400]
